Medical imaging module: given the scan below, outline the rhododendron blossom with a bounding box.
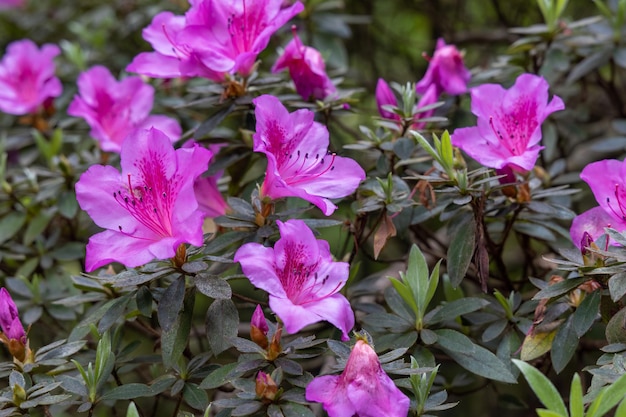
[272,26,336,100]
[253,94,365,215]
[0,39,61,115]
[0,288,25,343]
[129,0,304,80]
[68,66,181,153]
[376,78,438,129]
[570,159,626,248]
[305,339,410,417]
[234,219,354,340]
[0,0,23,8]
[416,38,471,96]
[75,128,212,271]
[126,11,226,81]
[451,73,564,172]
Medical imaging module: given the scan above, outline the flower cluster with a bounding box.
[0,39,61,116]
[127,0,304,81]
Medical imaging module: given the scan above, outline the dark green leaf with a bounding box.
[280,403,315,417]
[425,297,488,325]
[194,101,236,139]
[609,272,626,302]
[447,215,476,288]
[183,383,209,411]
[513,359,567,416]
[200,362,239,389]
[194,274,232,299]
[435,329,516,383]
[206,299,239,355]
[58,190,78,219]
[551,316,578,374]
[0,212,27,244]
[98,293,132,334]
[533,278,586,300]
[101,383,153,401]
[158,277,186,332]
[573,290,600,337]
[162,288,195,368]
[606,307,626,344]
[23,210,53,245]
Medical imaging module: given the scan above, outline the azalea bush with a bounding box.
[2,0,626,416]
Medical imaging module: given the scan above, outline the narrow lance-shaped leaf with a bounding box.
[512,359,567,417]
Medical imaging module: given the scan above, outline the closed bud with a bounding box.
[250,305,269,349]
[266,326,282,361]
[255,371,278,402]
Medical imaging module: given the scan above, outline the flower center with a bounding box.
[606,183,626,221]
[113,156,180,238]
[280,150,337,185]
[227,0,262,54]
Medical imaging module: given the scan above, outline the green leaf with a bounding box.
[98,293,132,334]
[447,215,476,288]
[587,371,626,417]
[551,316,578,374]
[615,398,626,417]
[158,276,186,332]
[161,288,195,368]
[536,410,566,417]
[533,277,586,300]
[194,101,236,139]
[606,307,626,344]
[609,272,626,302]
[199,362,238,389]
[280,402,315,417]
[58,190,78,219]
[425,297,488,325]
[194,274,232,300]
[126,402,140,417]
[435,329,516,383]
[0,212,27,244]
[23,210,53,245]
[206,299,239,355]
[183,383,209,411]
[513,359,567,416]
[521,328,557,361]
[389,278,418,317]
[570,374,584,417]
[101,384,154,401]
[572,290,600,337]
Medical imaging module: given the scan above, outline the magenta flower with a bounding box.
[416,38,471,96]
[0,0,23,8]
[0,288,25,342]
[75,128,212,271]
[0,39,61,116]
[126,11,226,81]
[570,159,626,248]
[234,219,354,340]
[451,73,564,172]
[68,66,181,153]
[253,94,365,215]
[272,26,336,100]
[194,175,228,218]
[306,339,410,417]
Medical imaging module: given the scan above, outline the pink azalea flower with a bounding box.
[75,128,212,272]
[179,0,304,78]
[126,11,226,81]
[194,175,228,218]
[451,73,564,172]
[570,159,626,248]
[68,66,182,153]
[253,94,365,215]
[272,26,336,100]
[416,38,471,96]
[234,219,354,340]
[0,0,23,8]
[0,39,61,115]
[0,288,26,342]
[305,339,410,417]
[375,78,437,129]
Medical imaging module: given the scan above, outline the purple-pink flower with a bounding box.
[272,26,336,100]
[253,94,365,215]
[416,38,471,96]
[570,159,626,248]
[234,219,354,340]
[375,78,438,129]
[0,39,61,116]
[126,11,226,81]
[75,128,212,271]
[128,0,304,80]
[68,66,181,153]
[305,339,410,417]
[0,288,26,343]
[451,73,564,172]
[0,0,23,8]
